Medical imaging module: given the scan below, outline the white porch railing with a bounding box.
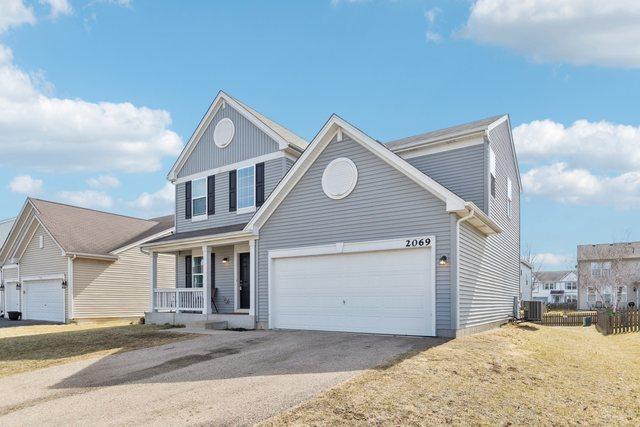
[154,289,205,313]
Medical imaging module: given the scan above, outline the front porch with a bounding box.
[144,228,257,329]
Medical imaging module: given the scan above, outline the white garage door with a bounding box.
[270,241,435,336]
[24,280,65,322]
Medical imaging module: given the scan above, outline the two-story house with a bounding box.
[577,242,640,310]
[143,91,521,338]
[532,270,577,304]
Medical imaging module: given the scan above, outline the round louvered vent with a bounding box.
[322,157,358,200]
[214,118,235,148]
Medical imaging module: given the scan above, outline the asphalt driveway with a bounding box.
[0,329,438,426]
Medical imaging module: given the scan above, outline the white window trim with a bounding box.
[192,256,204,288]
[236,165,256,215]
[191,177,208,222]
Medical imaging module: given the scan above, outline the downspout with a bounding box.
[454,209,475,332]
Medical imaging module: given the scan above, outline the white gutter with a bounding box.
[454,210,475,331]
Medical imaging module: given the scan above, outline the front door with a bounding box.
[239,252,251,310]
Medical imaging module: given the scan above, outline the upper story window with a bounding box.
[192,178,207,219]
[506,177,513,218]
[237,165,256,213]
[591,262,611,278]
[489,147,496,198]
[544,283,555,290]
[565,282,577,290]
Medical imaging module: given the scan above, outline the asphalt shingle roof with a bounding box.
[29,199,174,255]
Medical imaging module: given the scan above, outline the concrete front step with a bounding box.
[205,321,228,330]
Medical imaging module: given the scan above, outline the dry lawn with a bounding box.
[265,324,640,426]
[0,321,192,378]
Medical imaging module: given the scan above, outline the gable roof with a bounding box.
[386,114,522,189]
[167,91,308,181]
[0,199,174,263]
[0,218,15,248]
[534,270,575,283]
[245,114,501,235]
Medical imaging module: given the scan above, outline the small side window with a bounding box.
[506,177,513,218]
[38,235,44,249]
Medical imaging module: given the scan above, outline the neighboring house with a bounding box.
[0,199,175,322]
[532,270,577,304]
[520,259,533,301]
[143,90,521,338]
[0,218,15,315]
[577,242,640,310]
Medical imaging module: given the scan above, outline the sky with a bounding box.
[0,0,639,270]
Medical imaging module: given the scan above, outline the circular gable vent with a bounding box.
[322,157,358,200]
[214,118,235,148]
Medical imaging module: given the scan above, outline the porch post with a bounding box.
[249,239,256,317]
[202,245,211,315]
[149,251,158,312]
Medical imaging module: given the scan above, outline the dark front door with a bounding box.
[239,253,251,310]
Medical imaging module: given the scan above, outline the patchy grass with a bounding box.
[265,324,640,426]
[0,321,193,378]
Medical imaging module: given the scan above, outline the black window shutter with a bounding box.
[207,175,215,215]
[185,181,192,219]
[256,162,265,207]
[185,255,192,288]
[229,170,237,212]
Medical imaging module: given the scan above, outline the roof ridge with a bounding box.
[28,198,159,224]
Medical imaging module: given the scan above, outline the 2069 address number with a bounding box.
[405,238,431,248]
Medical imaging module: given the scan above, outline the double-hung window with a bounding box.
[192,178,207,219]
[237,165,255,213]
[506,177,513,218]
[192,256,204,288]
[591,262,611,278]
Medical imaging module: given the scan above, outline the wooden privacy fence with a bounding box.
[538,311,598,326]
[596,309,640,335]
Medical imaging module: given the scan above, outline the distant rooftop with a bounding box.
[534,270,575,283]
[577,241,640,261]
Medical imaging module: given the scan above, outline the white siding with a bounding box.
[2,267,18,282]
[73,249,175,319]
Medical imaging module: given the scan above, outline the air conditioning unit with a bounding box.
[523,301,545,321]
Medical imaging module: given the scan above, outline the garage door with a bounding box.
[24,280,65,322]
[270,241,435,336]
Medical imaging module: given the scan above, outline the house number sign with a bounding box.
[405,237,432,248]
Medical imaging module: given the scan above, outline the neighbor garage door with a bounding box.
[24,280,65,322]
[270,240,435,336]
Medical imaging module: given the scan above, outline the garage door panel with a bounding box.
[271,247,433,336]
[25,280,64,323]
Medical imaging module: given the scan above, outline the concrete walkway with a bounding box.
[0,329,437,426]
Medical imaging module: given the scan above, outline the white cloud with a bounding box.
[57,190,113,209]
[0,43,183,173]
[8,174,43,195]
[0,0,35,33]
[127,182,174,216]
[514,119,640,173]
[40,0,73,18]
[425,8,440,24]
[534,252,574,268]
[86,174,121,189]
[463,0,640,68]
[426,31,442,43]
[522,163,640,208]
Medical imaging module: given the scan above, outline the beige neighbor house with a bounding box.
[577,241,640,310]
[0,198,175,323]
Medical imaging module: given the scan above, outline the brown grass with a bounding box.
[264,324,640,426]
[0,321,193,378]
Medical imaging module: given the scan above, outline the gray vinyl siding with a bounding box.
[256,136,454,334]
[20,225,66,277]
[406,144,486,212]
[458,120,520,329]
[177,103,280,178]
[176,247,236,313]
[72,249,175,319]
[176,157,288,233]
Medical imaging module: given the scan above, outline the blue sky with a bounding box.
[1,0,639,270]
